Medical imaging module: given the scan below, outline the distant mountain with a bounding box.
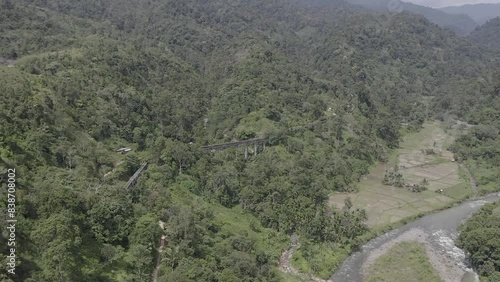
[439,3,500,25]
[346,0,478,35]
[469,17,500,51]
[346,0,397,11]
[402,2,478,35]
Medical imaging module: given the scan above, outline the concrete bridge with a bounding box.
[125,139,268,190]
[201,138,267,159]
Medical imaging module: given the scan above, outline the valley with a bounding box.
[1,0,499,281]
[332,192,500,282]
[329,120,472,228]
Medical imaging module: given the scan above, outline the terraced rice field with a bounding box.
[329,121,472,228]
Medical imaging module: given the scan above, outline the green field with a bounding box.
[329,121,473,228]
[291,242,350,280]
[366,241,442,282]
[278,272,306,282]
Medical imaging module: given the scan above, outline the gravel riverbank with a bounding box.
[362,228,471,282]
[332,193,500,282]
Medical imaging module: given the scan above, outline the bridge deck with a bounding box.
[125,161,148,189]
[201,139,267,150]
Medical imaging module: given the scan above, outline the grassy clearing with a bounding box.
[430,157,450,165]
[278,272,306,282]
[466,160,500,195]
[288,121,473,280]
[292,249,312,274]
[329,121,472,228]
[442,183,470,199]
[494,206,500,215]
[293,121,471,280]
[291,242,351,279]
[70,179,290,281]
[170,179,289,258]
[366,241,443,282]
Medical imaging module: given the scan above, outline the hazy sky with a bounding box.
[407,0,500,8]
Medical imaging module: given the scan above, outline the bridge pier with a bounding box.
[201,138,268,159]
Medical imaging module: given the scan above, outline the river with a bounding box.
[331,192,500,282]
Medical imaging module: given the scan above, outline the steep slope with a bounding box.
[457,202,500,280]
[403,2,478,35]
[440,3,500,25]
[469,17,500,52]
[0,0,498,281]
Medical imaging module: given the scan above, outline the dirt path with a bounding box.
[0,57,16,67]
[460,164,478,198]
[152,221,167,282]
[104,161,124,178]
[278,234,333,282]
[152,236,167,282]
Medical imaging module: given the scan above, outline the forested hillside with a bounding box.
[448,72,500,194]
[457,202,500,281]
[0,0,499,281]
[469,17,500,52]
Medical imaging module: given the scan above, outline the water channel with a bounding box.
[332,193,500,282]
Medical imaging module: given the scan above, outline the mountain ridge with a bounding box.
[0,0,499,281]
[469,17,500,51]
[346,0,478,35]
[439,3,500,25]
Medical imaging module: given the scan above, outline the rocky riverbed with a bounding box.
[332,193,500,282]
